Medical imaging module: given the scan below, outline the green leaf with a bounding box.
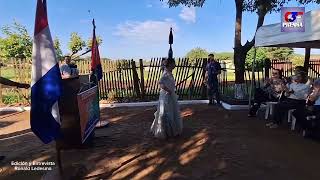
[0,21,32,59]
[68,32,86,55]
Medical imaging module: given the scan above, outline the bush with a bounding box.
[291,55,304,66]
[185,47,209,64]
[246,48,267,71]
[2,92,20,104]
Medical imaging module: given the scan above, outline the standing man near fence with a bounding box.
[0,76,30,162]
[205,54,222,105]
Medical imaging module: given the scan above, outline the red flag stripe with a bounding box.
[91,27,101,69]
[34,0,48,35]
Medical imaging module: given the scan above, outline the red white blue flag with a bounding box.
[31,0,62,144]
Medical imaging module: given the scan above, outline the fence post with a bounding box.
[201,58,208,99]
[304,48,311,74]
[139,59,145,100]
[221,61,227,95]
[264,58,271,78]
[131,60,141,99]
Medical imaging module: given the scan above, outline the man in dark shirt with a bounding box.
[0,77,29,162]
[205,54,221,105]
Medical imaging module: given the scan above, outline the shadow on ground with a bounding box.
[1,105,320,180]
[0,121,15,128]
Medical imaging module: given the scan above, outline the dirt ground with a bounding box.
[0,111,31,137]
[1,105,320,180]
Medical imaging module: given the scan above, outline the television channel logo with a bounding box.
[281,7,305,32]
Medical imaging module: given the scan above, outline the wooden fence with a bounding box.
[2,58,319,104]
[270,59,293,78]
[90,58,208,102]
[0,58,31,104]
[308,59,320,79]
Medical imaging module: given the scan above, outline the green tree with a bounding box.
[53,37,63,61]
[246,48,268,71]
[0,21,32,59]
[185,47,209,64]
[68,32,86,56]
[161,0,317,99]
[291,54,304,66]
[265,47,294,60]
[86,36,103,49]
[215,52,234,61]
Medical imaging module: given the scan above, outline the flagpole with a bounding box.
[94,19,102,128]
[90,18,108,128]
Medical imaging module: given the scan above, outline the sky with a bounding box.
[0,0,319,59]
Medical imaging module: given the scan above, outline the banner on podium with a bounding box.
[77,86,100,143]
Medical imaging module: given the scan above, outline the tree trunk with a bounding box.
[233,0,246,99]
[233,0,267,99]
[234,0,244,84]
[234,48,246,84]
[304,48,311,73]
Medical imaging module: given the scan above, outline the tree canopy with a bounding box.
[68,32,86,56]
[0,21,32,59]
[266,47,294,60]
[185,47,209,64]
[245,48,267,70]
[86,36,103,49]
[53,37,63,61]
[162,0,290,12]
[161,0,318,89]
[245,47,294,70]
[215,52,234,61]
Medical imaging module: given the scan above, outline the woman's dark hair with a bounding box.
[296,71,308,83]
[314,78,320,87]
[272,68,283,79]
[162,58,175,68]
[294,66,306,72]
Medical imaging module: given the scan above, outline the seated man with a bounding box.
[268,73,310,128]
[293,79,320,137]
[248,68,285,117]
[60,56,79,79]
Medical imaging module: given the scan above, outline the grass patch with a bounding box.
[1,67,15,80]
[2,91,20,104]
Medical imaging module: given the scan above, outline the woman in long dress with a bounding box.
[150,58,183,139]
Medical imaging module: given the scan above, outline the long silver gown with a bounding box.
[150,69,183,139]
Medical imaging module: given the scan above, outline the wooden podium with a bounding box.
[56,77,94,150]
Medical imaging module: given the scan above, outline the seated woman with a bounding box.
[293,79,320,137]
[285,66,311,85]
[268,73,311,128]
[248,68,285,117]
